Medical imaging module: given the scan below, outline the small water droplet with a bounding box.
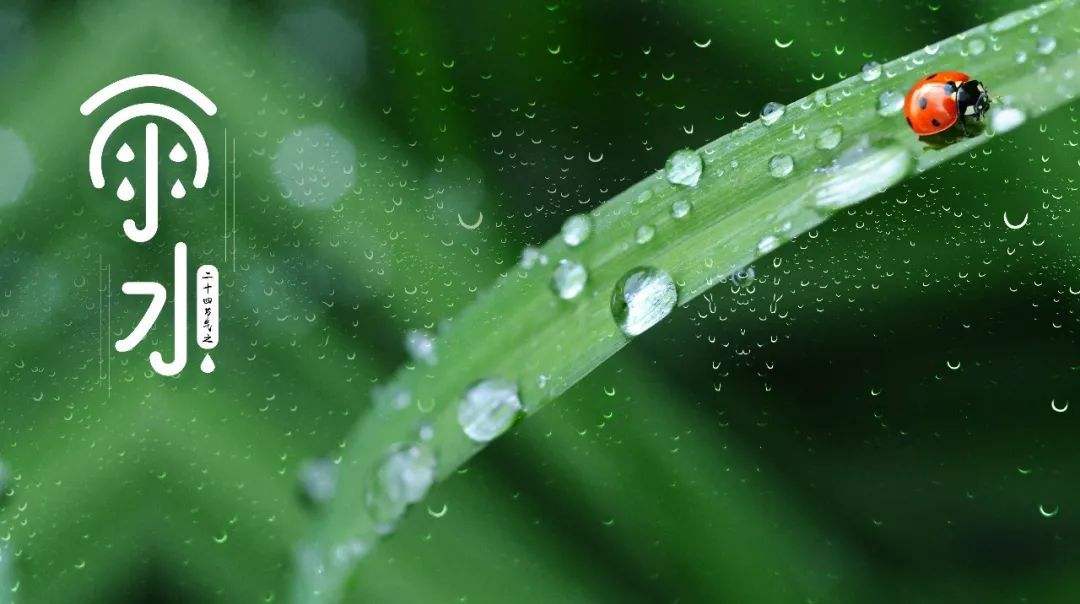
[560,214,592,247]
[551,259,587,300]
[664,149,703,187]
[1035,35,1056,55]
[768,154,794,178]
[670,199,691,219]
[171,180,186,199]
[116,143,135,163]
[991,107,1027,134]
[365,443,436,534]
[298,458,337,505]
[404,330,437,365]
[876,90,904,116]
[117,178,135,201]
[966,38,986,55]
[611,267,677,337]
[860,61,882,82]
[199,354,215,373]
[731,266,756,288]
[634,224,655,244]
[1015,50,1028,63]
[169,143,188,162]
[760,102,785,126]
[815,125,843,150]
[457,379,523,443]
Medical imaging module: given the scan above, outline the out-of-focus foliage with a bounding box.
[0,0,1075,602]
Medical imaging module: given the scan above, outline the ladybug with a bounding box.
[903,71,990,136]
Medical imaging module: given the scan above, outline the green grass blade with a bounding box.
[293,2,1080,600]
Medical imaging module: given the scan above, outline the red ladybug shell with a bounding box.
[903,71,969,135]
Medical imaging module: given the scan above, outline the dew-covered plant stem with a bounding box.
[293,2,1080,600]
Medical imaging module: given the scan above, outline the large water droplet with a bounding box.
[116,143,135,163]
[813,138,911,211]
[768,154,794,178]
[611,267,677,337]
[169,143,188,162]
[170,179,186,199]
[816,125,843,150]
[860,61,882,82]
[760,102,785,125]
[876,90,904,116]
[298,457,338,505]
[404,329,437,366]
[551,259,587,300]
[991,107,1027,134]
[560,214,592,247]
[365,443,436,534]
[457,379,522,443]
[199,354,215,373]
[1036,35,1056,55]
[664,149,702,187]
[117,177,135,201]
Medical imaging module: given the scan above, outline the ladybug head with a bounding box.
[956,79,990,119]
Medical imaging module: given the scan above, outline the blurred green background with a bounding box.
[0,0,1077,601]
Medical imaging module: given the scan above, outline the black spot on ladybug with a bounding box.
[931,118,941,127]
[925,73,938,80]
[944,83,956,94]
[918,97,928,109]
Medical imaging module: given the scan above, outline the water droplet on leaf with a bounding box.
[1036,35,1056,55]
[670,199,691,219]
[551,259,587,300]
[365,443,436,534]
[991,107,1026,133]
[768,154,794,178]
[404,330,437,366]
[760,102,785,125]
[813,138,911,211]
[560,214,592,247]
[816,125,843,150]
[457,379,523,443]
[298,458,338,505]
[664,149,703,187]
[611,267,677,337]
[860,61,881,82]
[876,90,904,116]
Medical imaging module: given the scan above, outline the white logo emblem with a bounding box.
[80,74,217,242]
